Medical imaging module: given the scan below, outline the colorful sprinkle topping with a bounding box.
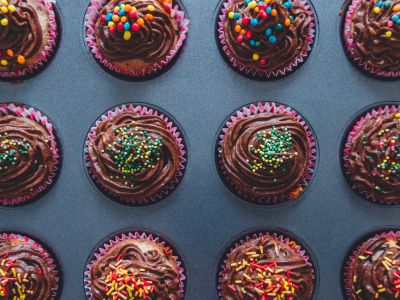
[0,253,36,299]
[106,125,163,180]
[227,0,296,64]
[372,0,400,38]
[248,126,297,174]
[0,133,30,173]
[101,255,155,300]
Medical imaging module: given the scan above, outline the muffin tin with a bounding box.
[0,0,400,299]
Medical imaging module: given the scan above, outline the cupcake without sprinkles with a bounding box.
[217,0,316,79]
[85,0,189,79]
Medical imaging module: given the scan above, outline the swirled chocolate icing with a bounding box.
[223,0,313,73]
[0,236,58,299]
[346,113,400,204]
[220,235,314,299]
[95,0,178,70]
[347,233,400,300]
[0,115,55,199]
[0,0,48,71]
[89,238,182,300]
[88,111,181,201]
[346,0,400,73]
[220,112,310,200]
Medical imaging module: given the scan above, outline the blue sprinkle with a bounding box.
[124,22,130,31]
[265,28,272,36]
[245,0,251,4]
[118,9,126,16]
[377,1,383,7]
[105,13,113,22]
[392,14,399,22]
[269,35,277,44]
[234,13,241,20]
[266,6,272,14]
[283,1,293,8]
[250,39,256,46]
[250,18,259,26]
[397,18,400,24]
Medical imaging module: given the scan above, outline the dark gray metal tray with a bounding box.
[1,0,400,299]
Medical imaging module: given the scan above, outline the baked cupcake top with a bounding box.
[0,114,55,199]
[95,0,178,70]
[346,233,400,300]
[220,234,314,299]
[223,0,313,73]
[346,112,400,203]
[0,0,50,72]
[0,236,58,299]
[87,111,181,201]
[89,238,182,300]
[345,0,400,74]
[221,112,310,200]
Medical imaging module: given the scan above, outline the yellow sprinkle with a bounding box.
[373,7,381,14]
[253,53,259,61]
[123,31,131,41]
[1,5,7,13]
[147,4,155,11]
[228,11,234,19]
[386,31,392,38]
[1,0,8,5]
[108,21,115,28]
[395,113,400,118]
[0,59,7,66]
[0,18,8,26]
[7,4,15,12]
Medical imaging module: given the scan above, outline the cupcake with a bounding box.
[218,231,315,299]
[217,102,317,205]
[85,0,189,79]
[0,232,60,299]
[343,231,400,299]
[0,103,61,206]
[342,0,400,79]
[343,104,400,205]
[0,0,59,80]
[217,0,316,80]
[85,104,187,205]
[84,231,186,300]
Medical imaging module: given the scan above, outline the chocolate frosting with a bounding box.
[88,111,181,201]
[221,235,314,299]
[220,112,310,200]
[347,0,400,72]
[223,0,313,72]
[0,115,54,199]
[95,0,178,64]
[0,0,43,70]
[89,238,182,300]
[0,237,57,299]
[347,113,400,203]
[347,234,400,300]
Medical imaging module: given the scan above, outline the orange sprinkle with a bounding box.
[145,13,153,21]
[137,18,145,26]
[271,9,278,16]
[17,55,25,65]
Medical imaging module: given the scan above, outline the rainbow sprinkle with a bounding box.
[372,1,400,39]
[0,133,30,173]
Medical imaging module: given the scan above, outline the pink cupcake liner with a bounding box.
[343,230,400,299]
[217,101,318,205]
[0,232,60,299]
[343,0,400,79]
[85,0,189,78]
[84,103,187,205]
[217,230,316,299]
[0,102,61,206]
[217,0,316,79]
[84,230,186,300]
[0,0,59,80]
[343,104,400,205]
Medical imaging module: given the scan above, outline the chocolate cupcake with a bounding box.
[343,231,400,299]
[0,232,60,299]
[85,104,187,206]
[0,0,59,80]
[85,0,189,79]
[217,0,316,80]
[343,104,400,205]
[217,102,317,205]
[84,231,186,300]
[342,0,400,79]
[218,231,315,299]
[0,103,61,206]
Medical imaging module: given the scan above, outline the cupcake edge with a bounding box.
[85,0,189,78]
[83,231,186,300]
[84,103,187,205]
[217,0,316,79]
[343,104,400,205]
[343,0,400,79]
[0,0,59,79]
[217,101,317,205]
[0,103,61,206]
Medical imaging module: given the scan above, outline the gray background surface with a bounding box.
[1,0,400,299]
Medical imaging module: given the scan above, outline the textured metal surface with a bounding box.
[0,0,400,299]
